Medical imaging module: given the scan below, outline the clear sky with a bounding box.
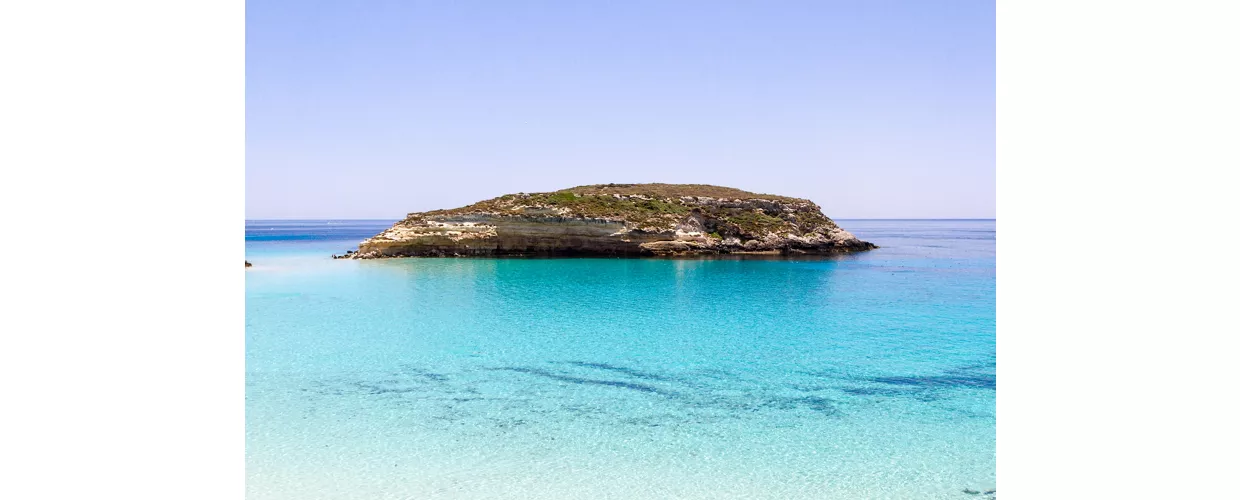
[246,0,994,219]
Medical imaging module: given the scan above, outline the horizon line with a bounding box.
[244,217,997,221]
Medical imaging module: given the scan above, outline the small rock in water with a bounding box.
[963,489,981,495]
[245,261,252,267]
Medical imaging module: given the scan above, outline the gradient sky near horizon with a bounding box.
[247,0,994,219]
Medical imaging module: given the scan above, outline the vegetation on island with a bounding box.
[405,183,837,239]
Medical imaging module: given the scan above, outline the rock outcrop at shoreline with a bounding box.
[342,184,876,258]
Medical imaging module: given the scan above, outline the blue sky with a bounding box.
[246,0,994,219]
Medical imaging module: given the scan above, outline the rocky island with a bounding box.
[340,184,876,258]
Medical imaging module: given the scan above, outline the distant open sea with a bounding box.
[245,219,995,499]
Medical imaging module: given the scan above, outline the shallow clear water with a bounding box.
[246,219,995,499]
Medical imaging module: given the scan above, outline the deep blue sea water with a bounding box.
[246,220,995,499]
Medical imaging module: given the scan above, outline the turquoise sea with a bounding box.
[246,220,996,499]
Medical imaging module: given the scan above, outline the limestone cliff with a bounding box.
[343,184,876,258]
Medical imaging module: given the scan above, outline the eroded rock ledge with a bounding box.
[341,183,876,258]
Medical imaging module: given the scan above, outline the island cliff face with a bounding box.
[345,184,876,258]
